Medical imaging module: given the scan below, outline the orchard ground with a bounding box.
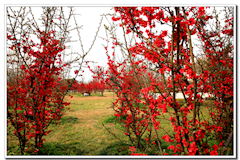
[7,91,218,155]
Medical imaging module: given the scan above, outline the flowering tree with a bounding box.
[7,6,102,155]
[103,6,233,155]
[97,81,106,96]
[7,30,71,154]
[90,79,98,94]
[74,80,106,96]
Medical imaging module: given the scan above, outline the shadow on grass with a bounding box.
[102,114,127,124]
[97,140,174,155]
[101,115,176,155]
[98,141,131,155]
[38,142,84,155]
[52,116,79,125]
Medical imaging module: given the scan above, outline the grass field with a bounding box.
[7,91,130,155]
[7,91,217,155]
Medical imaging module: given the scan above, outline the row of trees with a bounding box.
[101,6,234,155]
[71,79,108,96]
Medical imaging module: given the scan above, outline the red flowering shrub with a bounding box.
[7,31,71,154]
[103,6,234,155]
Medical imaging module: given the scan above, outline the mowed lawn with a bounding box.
[43,91,129,155]
[7,91,130,155]
[7,91,213,155]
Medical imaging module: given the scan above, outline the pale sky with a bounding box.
[5,6,232,83]
[55,6,230,83]
[69,7,115,82]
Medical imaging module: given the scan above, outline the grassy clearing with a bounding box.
[42,91,127,155]
[7,91,128,155]
[7,91,216,155]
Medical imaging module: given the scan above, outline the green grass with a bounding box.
[52,116,79,125]
[7,91,223,155]
[102,114,118,124]
[7,91,125,155]
[98,141,131,155]
[38,142,84,155]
